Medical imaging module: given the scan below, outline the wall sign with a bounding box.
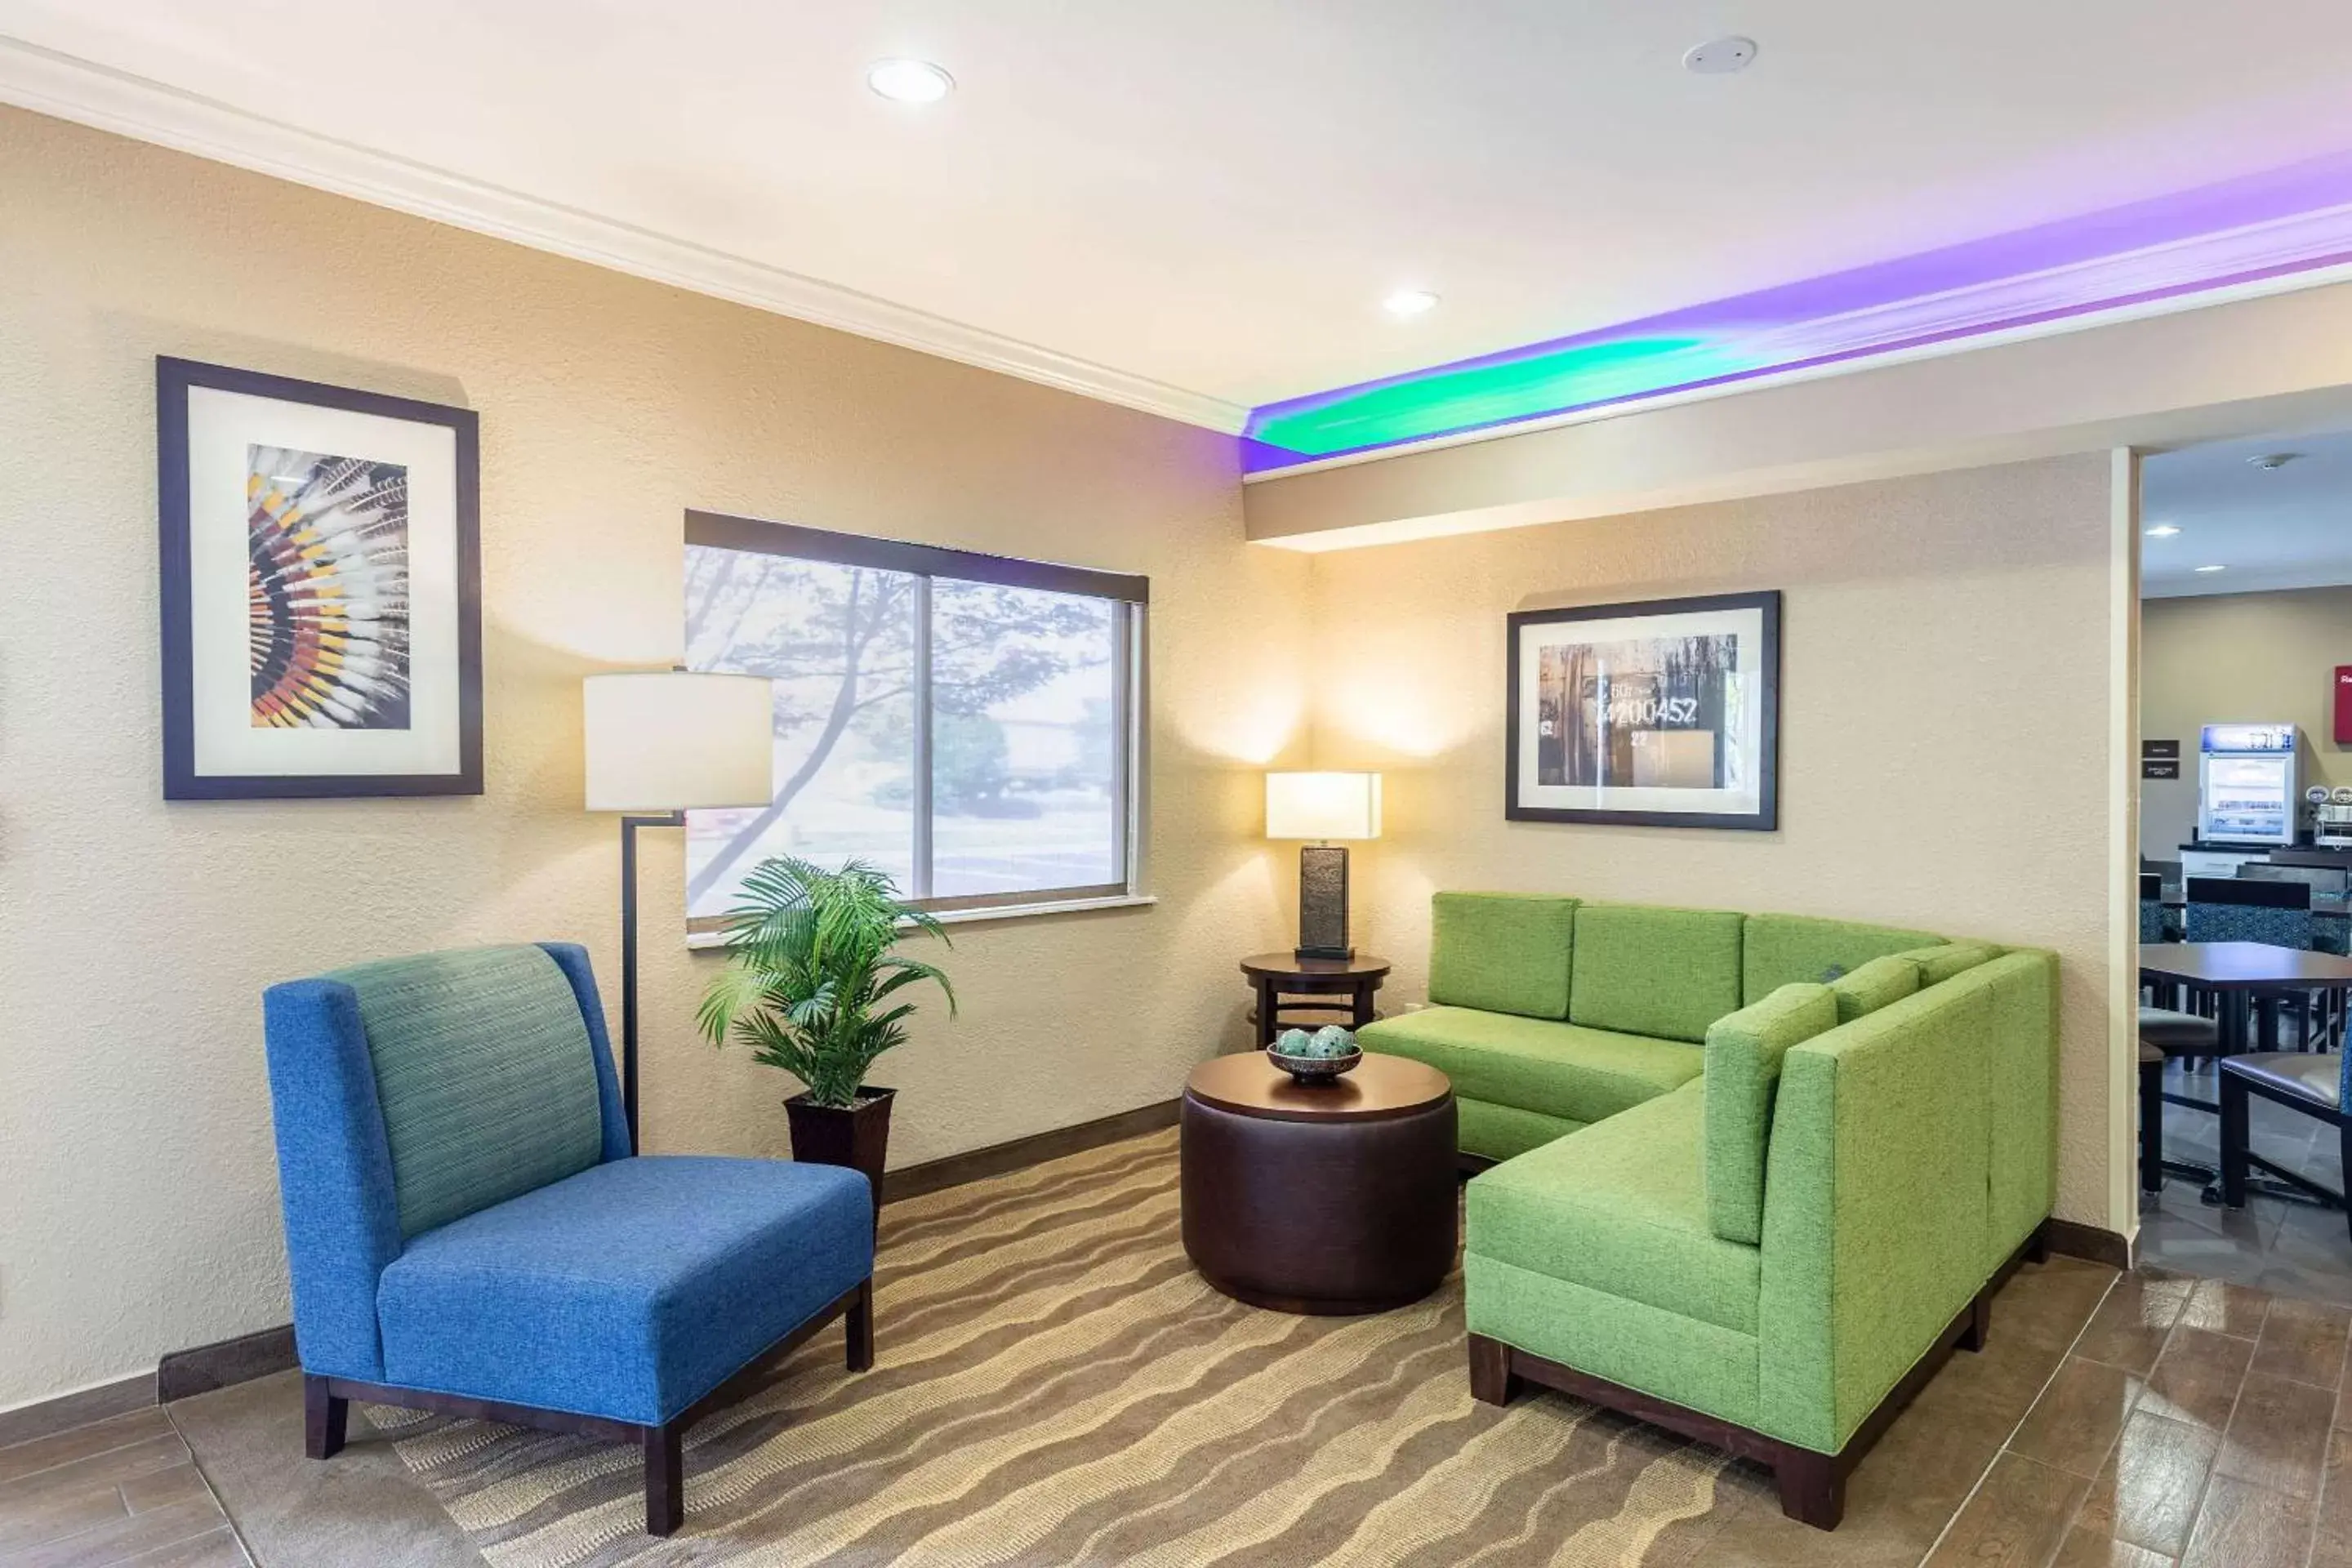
[2142,759,2180,781]
[2336,666,2352,745]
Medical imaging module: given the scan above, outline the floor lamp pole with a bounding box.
[618,811,687,1155]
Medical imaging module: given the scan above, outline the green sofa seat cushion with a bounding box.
[1829,955,1921,1022]
[1468,1080,1757,1335]
[328,945,606,1239]
[1428,892,1577,1019]
[1740,913,1941,1003]
[1457,1098,1584,1164]
[1358,1007,1703,1127]
[1568,903,1745,1044]
[1703,982,1838,1245]
[1900,942,2004,987]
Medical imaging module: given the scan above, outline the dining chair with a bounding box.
[2138,873,2164,945]
[2185,875,2312,947]
[2218,1045,2352,1242]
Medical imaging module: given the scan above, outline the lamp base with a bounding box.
[1295,844,1352,962]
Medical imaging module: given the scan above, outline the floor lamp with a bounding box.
[583,670,775,1152]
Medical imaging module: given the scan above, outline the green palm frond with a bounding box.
[700,854,956,1109]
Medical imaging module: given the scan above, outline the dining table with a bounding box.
[2137,941,2352,1054]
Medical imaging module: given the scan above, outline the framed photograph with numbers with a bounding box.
[1506,590,1780,830]
[157,356,481,799]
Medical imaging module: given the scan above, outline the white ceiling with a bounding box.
[9,2,2352,425]
[2143,431,2352,598]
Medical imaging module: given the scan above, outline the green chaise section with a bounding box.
[1420,885,2058,1532]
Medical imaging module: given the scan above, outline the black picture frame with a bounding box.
[1504,590,1780,831]
[157,356,483,800]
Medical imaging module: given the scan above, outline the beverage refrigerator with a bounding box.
[2197,724,2300,845]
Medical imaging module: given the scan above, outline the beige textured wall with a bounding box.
[0,105,1309,1410]
[1299,456,2123,1226]
[2140,586,2352,853]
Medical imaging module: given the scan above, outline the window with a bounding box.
[681,512,1145,932]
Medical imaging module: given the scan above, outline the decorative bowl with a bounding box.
[1267,1042,1363,1085]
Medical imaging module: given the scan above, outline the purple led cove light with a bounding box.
[1245,148,2352,470]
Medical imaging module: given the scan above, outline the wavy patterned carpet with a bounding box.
[372,1128,1746,1567]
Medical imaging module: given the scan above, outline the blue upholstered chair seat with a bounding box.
[376,1155,873,1426]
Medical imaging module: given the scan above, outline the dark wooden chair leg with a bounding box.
[2025,1223,2049,1265]
[1775,1447,1845,1530]
[846,1277,875,1373]
[1958,1290,1992,1353]
[1467,1334,1520,1406]
[2139,1052,2164,1195]
[302,1374,347,1460]
[643,1423,684,1537]
[2218,1071,2252,1208]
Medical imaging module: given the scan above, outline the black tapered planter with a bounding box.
[785,1086,894,1232]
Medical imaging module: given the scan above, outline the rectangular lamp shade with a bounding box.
[1265,771,1383,840]
[583,671,775,812]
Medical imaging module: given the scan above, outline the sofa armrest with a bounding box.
[1753,980,1993,1454]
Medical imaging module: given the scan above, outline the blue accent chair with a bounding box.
[262,942,875,1537]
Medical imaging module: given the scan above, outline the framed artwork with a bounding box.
[157,357,482,799]
[1505,590,1780,830]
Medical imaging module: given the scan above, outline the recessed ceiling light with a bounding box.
[2194,564,2228,573]
[2247,452,2301,470]
[867,59,954,105]
[2145,524,2180,537]
[1683,37,1759,74]
[1383,288,1441,318]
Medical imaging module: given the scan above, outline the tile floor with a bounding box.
[0,1405,252,1566]
[1922,1270,2352,1568]
[2137,1060,2352,1310]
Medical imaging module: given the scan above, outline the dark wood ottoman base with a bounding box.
[1179,1053,1456,1315]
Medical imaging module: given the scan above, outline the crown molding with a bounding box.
[0,34,1250,434]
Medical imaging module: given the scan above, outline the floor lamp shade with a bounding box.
[583,670,774,1155]
[1266,772,1381,961]
[583,671,775,812]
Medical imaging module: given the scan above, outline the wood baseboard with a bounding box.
[2040,1217,2133,1270]
[880,1098,1178,1204]
[0,1373,154,1450]
[158,1323,299,1402]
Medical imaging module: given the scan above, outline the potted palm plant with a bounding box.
[697,857,954,1208]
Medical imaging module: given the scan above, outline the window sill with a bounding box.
[685,893,1157,950]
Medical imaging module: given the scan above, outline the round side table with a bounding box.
[1179,1051,1455,1315]
[1240,951,1392,1048]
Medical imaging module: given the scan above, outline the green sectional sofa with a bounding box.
[1356,893,2057,1530]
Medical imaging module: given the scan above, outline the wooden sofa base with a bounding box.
[1468,1224,2047,1530]
[304,1276,873,1537]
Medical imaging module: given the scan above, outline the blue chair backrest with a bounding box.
[261,942,628,1380]
[2138,873,2164,943]
[2185,875,2312,947]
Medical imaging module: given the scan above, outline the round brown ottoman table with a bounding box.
[1179,1051,1456,1315]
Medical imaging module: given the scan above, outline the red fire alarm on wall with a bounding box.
[2337,666,2352,744]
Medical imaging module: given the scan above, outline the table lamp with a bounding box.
[584,670,775,1150]
[1265,771,1382,960]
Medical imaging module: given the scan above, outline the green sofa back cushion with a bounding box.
[1740,913,1942,1004]
[1828,955,1921,1022]
[1900,942,2004,987]
[329,944,606,1239]
[1428,893,1578,1019]
[1703,982,1838,1245]
[1569,902,1745,1044]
